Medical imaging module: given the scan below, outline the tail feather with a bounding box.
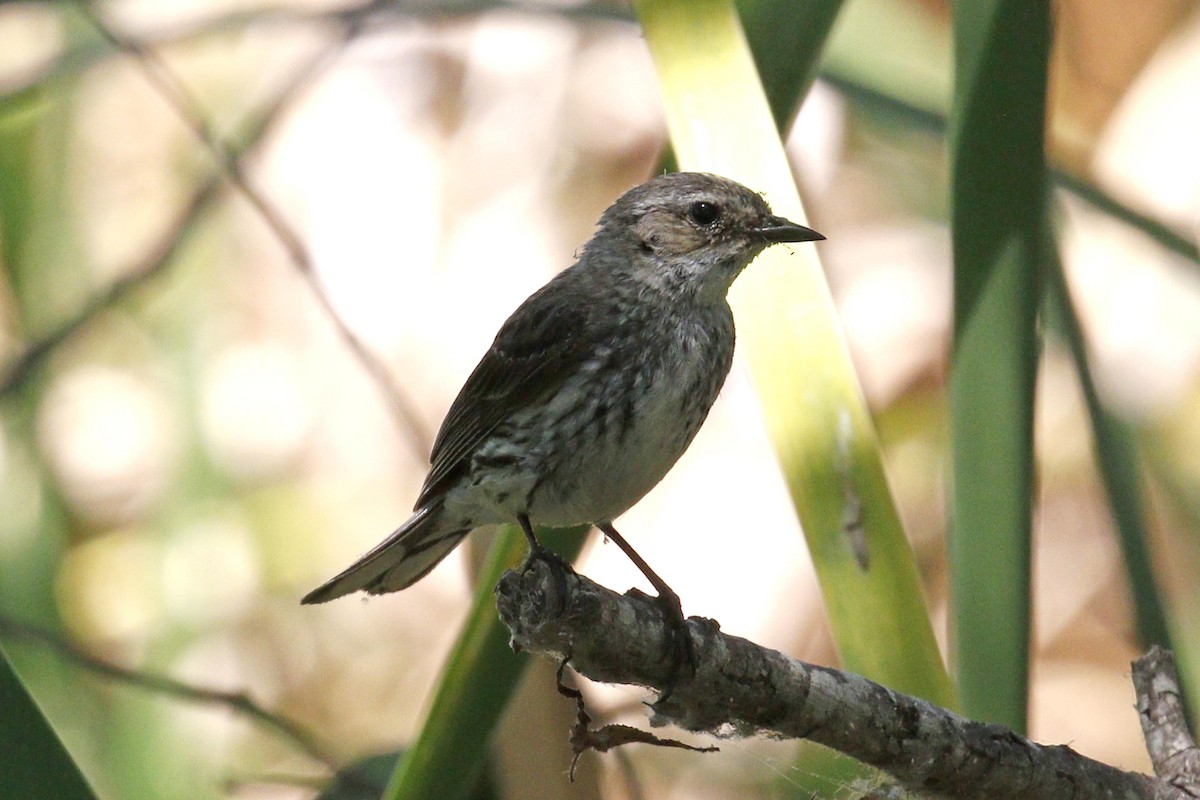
[302,506,469,604]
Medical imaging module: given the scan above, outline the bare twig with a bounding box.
[1133,646,1200,796]
[0,177,222,396]
[0,615,339,772]
[0,11,358,398]
[0,0,633,101]
[4,7,1192,277]
[0,4,360,99]
[495,555,1186,800]
[71,0,433,456]
[818,70,1200,266]
[553,658,715,780]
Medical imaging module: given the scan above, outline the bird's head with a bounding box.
[586,172,824,303]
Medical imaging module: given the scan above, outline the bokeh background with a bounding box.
[2,1,1200,798]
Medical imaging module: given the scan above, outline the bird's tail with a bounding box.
[301,506,469,604]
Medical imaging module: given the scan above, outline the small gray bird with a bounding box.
[302,172,822,608]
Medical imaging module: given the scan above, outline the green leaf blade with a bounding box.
[949,0,1052,732]
[1,644,99,800]
[635,0,954,708]
[384,526,586,800]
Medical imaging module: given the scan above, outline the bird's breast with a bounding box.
[527,307,735,525]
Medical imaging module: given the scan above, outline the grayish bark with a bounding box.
[1134,646,1200,797]
[495,556,1194,800]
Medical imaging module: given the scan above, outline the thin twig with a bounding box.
[71,0,433,456]
[3,6,1192,272]
[819,69,1200,266]
[0,0,633,100]
[0,615,339,771]
[0,177,222,396]
[0,9,345,397]
[1133,646,1200,795]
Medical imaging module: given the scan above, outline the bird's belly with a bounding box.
[530,430,686,525]
[526,360,718,526]
[445,315,731,529]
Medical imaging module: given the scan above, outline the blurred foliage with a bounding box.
[318,750,499,800]
[635,0,954,709]
[0,643,98,800]
[947,0,1050,732]
[383,526,588,800]
[1041,210,1171,652]
[318,753,400,800]
[0,1,1198,799]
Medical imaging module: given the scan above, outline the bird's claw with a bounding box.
[648,588,695,706]
[522,541,571,572]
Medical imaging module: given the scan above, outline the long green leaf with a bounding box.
[1,643,98,800]
[1041,209,1171,649]
[384,526,586,800]
[949,1,1051,731]
[736,0,846,129]
[634,0,954,707]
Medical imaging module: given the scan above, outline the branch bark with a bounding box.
[494,556,1191,800]
[1134,646,1200,797]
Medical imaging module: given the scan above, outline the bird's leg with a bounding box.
[598,522,694,703]
[515,514,577,633]
[517,513,571,571]
[517,512,541,551]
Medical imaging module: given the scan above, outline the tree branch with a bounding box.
[74,0,433,456]
[0,12,356,398]
[495,556,1188,800]
[1134,646,1200,796]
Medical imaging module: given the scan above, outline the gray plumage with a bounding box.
[302,172,823,604]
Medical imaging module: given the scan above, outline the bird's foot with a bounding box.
[516,513,570,570]
[514,513,576,611]
[630,584,695,706]
[518,542,568,573]
[597,522,696,704]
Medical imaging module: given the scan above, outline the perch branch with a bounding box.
[495,556,1187,800]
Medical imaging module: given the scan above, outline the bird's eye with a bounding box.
[688,201,721,227]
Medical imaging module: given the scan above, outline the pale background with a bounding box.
[1,1,1199,798]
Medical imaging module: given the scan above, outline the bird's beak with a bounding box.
[755,215,825,244]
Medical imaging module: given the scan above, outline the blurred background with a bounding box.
[1,0,1199,798]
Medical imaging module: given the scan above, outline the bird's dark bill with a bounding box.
[755,215,824,243]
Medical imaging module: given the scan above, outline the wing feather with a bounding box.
[415,270,620,508]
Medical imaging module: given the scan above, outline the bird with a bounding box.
[302,172,823,615]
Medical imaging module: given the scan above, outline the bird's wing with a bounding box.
[415,272,618,508]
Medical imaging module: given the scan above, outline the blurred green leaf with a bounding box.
[633,0,954,707]
[948,1,1051,732]
[1141,436,1200,720]
[737,0,846,129]
[320,750,498,800]
[384,526,586,800]
[822,0,951,120]
[0,90,40,283]
[319,752,398,800]
[1041,210,1172,651]
[0,82,77,334]
[0,643,98,800]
